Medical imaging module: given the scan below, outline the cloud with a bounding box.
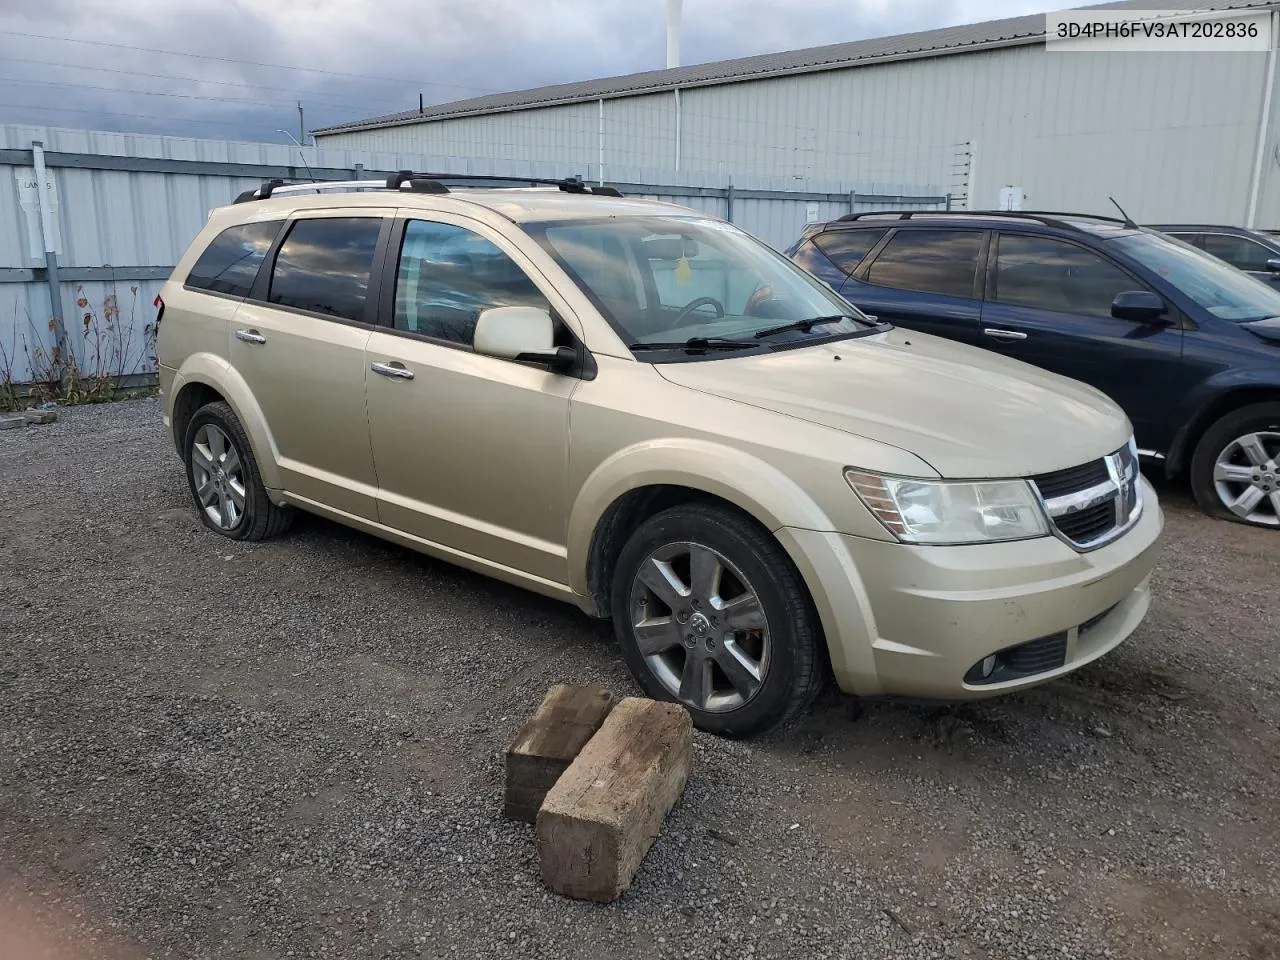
[0,0,1063,143]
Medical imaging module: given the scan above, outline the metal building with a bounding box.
[314,0,1280,227]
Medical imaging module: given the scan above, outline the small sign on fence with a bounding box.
[14,168,63,261]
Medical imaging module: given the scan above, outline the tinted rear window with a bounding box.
[268,218,382,322]
[865,229,983,298]
[186,221,281,298]
[812,228,887,275]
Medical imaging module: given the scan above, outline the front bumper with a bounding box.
[777,477,1164,699]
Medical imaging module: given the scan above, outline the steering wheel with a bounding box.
[672,296,725,326]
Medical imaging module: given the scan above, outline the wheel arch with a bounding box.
[568,440,836,619]
[168,353,283,490]
[1168,381,1280,476]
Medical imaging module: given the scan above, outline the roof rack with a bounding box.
[233,171,624,203]
[834,209,1134,232]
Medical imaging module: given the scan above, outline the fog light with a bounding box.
[981,655,997,678]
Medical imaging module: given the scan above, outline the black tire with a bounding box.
[610,502,827,737]
[183,400,294,541]
[1189,401,1280,528]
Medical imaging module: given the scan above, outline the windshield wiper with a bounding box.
[628,336,760,352]
[751,314,864,339]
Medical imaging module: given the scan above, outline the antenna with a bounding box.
[666,0,682,68]
[277,129,317,183]
[1108,196,1138,229]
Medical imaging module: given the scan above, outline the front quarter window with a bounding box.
[1112,231,1280,323]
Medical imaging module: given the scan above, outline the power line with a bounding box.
[0,54,414,109]
[0,100,296,132]
[0,73,400,113]
[0,29,496,95]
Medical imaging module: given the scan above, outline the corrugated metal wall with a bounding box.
[317,42,1278,225]
[0,125,941,384]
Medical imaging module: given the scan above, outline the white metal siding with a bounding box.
[319,43,1276,224]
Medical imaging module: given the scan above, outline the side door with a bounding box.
[363,214,578,585]
[1199,232,1280,288]
[979,232,1184,445]
[231,211,391,519]
[842,227,988,346]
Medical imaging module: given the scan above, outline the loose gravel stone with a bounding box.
[1,398,1277,960]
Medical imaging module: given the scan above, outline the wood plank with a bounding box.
[504,684,615,823]
[535,697,693,902]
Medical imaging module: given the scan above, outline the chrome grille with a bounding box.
[1031,442,1142,551]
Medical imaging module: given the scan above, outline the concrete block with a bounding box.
[536,697,693,902]
[24,410,57,425]
[504,684,614,823]
[0,415,27,431]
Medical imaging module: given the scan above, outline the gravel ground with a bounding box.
[1,399,1277,960]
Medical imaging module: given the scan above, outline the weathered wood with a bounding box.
[535,697,693,902]
[504,684,615,823]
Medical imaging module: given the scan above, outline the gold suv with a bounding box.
[157,173,1164,737]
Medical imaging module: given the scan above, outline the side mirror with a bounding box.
[473,306,574,370]
[1266,258,1280,273]
[1111,290,1167,324]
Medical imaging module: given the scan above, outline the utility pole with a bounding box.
[297,102,306,146]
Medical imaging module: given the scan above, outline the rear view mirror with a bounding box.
[473,306,574,371]
[642,236,699,260]
[1111,290,1167,324]
[1266,258,1280,273]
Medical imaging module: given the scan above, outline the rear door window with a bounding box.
[186,221,282,298]
[267,217,382,322]
[864,229,983,298]
[993,234,1148,318]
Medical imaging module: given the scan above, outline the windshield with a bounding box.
[1112,231,1280,323]
[527,216,875,350]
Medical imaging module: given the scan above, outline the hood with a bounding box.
[655,328,1131,479]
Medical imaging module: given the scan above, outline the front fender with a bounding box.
[566,437,839,599]
[170,352,283,491]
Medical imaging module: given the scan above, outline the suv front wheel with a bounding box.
[610,502,827,737]
[183,401,294,541]
[1190,402,1280,528]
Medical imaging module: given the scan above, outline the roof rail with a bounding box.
[232,171,624,204]
[834,209,1135,232]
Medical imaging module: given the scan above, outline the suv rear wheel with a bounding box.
[610,502,826,737]
[183,401,294,541]
[1190,402,1280,528]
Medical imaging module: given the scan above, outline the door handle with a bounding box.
[235,329,267,345]
[983,328,1028,341]
[371,360,414,380]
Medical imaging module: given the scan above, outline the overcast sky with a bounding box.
[0,0,1061,144]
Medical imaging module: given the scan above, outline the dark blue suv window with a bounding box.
[865,229,983,298]
[994,234,1145,318]
[810,229,887,276]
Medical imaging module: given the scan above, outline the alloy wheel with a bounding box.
[1213,430,1280,527]
[628,541,771,713]
[191,423,247,531]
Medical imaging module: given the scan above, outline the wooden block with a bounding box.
[504,684,615,823]
[535,697,693,902]
[24,410,57,425]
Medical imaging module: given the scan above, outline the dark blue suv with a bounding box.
[787,211,1280,529]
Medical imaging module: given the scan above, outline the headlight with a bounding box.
[845,470,1050,545]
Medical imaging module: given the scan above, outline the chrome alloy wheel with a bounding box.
[191,423,247,530]
[1213,431,1280,527]
[628,541,771,713]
